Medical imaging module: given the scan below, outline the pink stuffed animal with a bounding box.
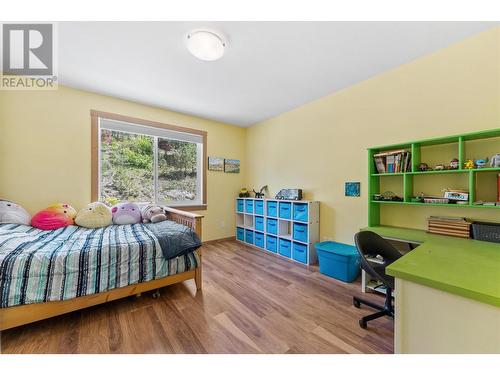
[111,202,142,225]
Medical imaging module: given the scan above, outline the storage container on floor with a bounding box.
[315,241,360,282]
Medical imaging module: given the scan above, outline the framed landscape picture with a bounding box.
[224,159,240,173]
[208,156,224,171]
[345,182,360,197]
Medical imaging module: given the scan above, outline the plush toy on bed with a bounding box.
[141,204,167,223]
[111,202,142,225]
[0,199,31,225]
[31,203,77,230]
[75,202,112,228]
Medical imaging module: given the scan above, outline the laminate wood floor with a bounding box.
[0,240,393,354]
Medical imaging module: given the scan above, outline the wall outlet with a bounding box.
[322,236,333,242]
[220,220,226,228]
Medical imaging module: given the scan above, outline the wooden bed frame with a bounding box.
[0,207,203,331]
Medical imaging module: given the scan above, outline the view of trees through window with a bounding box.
[100,129,199,204]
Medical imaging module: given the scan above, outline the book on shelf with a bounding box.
[498,173,500,202]
[427,216,472,238]
[373,149,411,174]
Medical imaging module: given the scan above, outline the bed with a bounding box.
[0,207,203,331]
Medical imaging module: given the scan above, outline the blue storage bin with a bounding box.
[237,227,245,241]
[293,203,308,222]
[267,201,278,217]
[245,229,254,244]
[245,200,254,214]
[266,218,278,235]
[279,202,292,219]
[266,235,278,253]
[315,241,360,282]
[255,216,265,232]
[293,223,308,243]
[292,242,308,264]
[278,239,292,258]
[237,199,244,213]
[255,232,265,248]
[255,200,264,215]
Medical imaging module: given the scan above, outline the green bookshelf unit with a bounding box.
[368,128,500,227]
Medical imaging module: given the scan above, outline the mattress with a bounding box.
[0,223,200,308]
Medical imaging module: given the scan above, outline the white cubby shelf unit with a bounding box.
[235,198,320,265]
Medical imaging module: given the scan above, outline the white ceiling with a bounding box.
[58,22,498,127]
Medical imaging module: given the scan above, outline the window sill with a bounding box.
[167,204,207,212]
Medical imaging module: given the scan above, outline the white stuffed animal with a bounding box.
[141,204,167,223]
[0,200,31,225]
[490,153,500,168]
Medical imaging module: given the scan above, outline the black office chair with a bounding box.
[353,231,402,329]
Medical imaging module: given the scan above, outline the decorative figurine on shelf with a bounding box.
[449,158,459,170]
[490,153,500,168]
[464,159,474,169]
[434,164,446,171]
[474,158,489,169]
[410,192,425,203]
[239,188,250,198]
[252,185,268,199]
[419,163,430,171]
[381,191,403,202]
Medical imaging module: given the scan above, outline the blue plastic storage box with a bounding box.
[255,200,264,215]
[237,199,244,212]
[254,232,265,248]
[315,241,360,282]
[267,201,278,217]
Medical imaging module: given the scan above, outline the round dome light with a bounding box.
[186,30,226,61]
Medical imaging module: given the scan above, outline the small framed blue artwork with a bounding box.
[345,182,361,197]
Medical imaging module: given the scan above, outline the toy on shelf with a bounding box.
[464,159,474,169]
[434,164,446,171]
[238,188,250,198]
[373,191,403,202]
[474,158,489,169]
[275,188,303,201]
[419,163,430,171]
[490,154,500,168]
[449,158,459,170]
[252,185,268,198]
[442,188,469,202]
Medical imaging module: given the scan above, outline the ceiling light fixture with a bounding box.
[186,30,226,61]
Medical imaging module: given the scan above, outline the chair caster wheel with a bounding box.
[353,298,361,308]
[152,290,160,299]
[359,319,367,329]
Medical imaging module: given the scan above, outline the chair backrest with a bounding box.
[354,231,402,288]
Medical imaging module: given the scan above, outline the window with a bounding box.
[91,111,207,209]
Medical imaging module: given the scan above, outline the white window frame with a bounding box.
[92,111,207,210]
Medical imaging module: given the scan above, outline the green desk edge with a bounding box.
[361,226,500,307]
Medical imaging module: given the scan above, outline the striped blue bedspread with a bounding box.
[0,223,200,308]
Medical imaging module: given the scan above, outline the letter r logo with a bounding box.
[2,24,53,76]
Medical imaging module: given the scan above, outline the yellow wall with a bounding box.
[245,27,500,244]
[0,85,246,241]
[1,28,499,244]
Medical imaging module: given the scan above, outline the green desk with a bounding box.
[362,226,500,353]
[363,225,500,307]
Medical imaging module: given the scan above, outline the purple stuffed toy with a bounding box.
[111,202,142,225]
